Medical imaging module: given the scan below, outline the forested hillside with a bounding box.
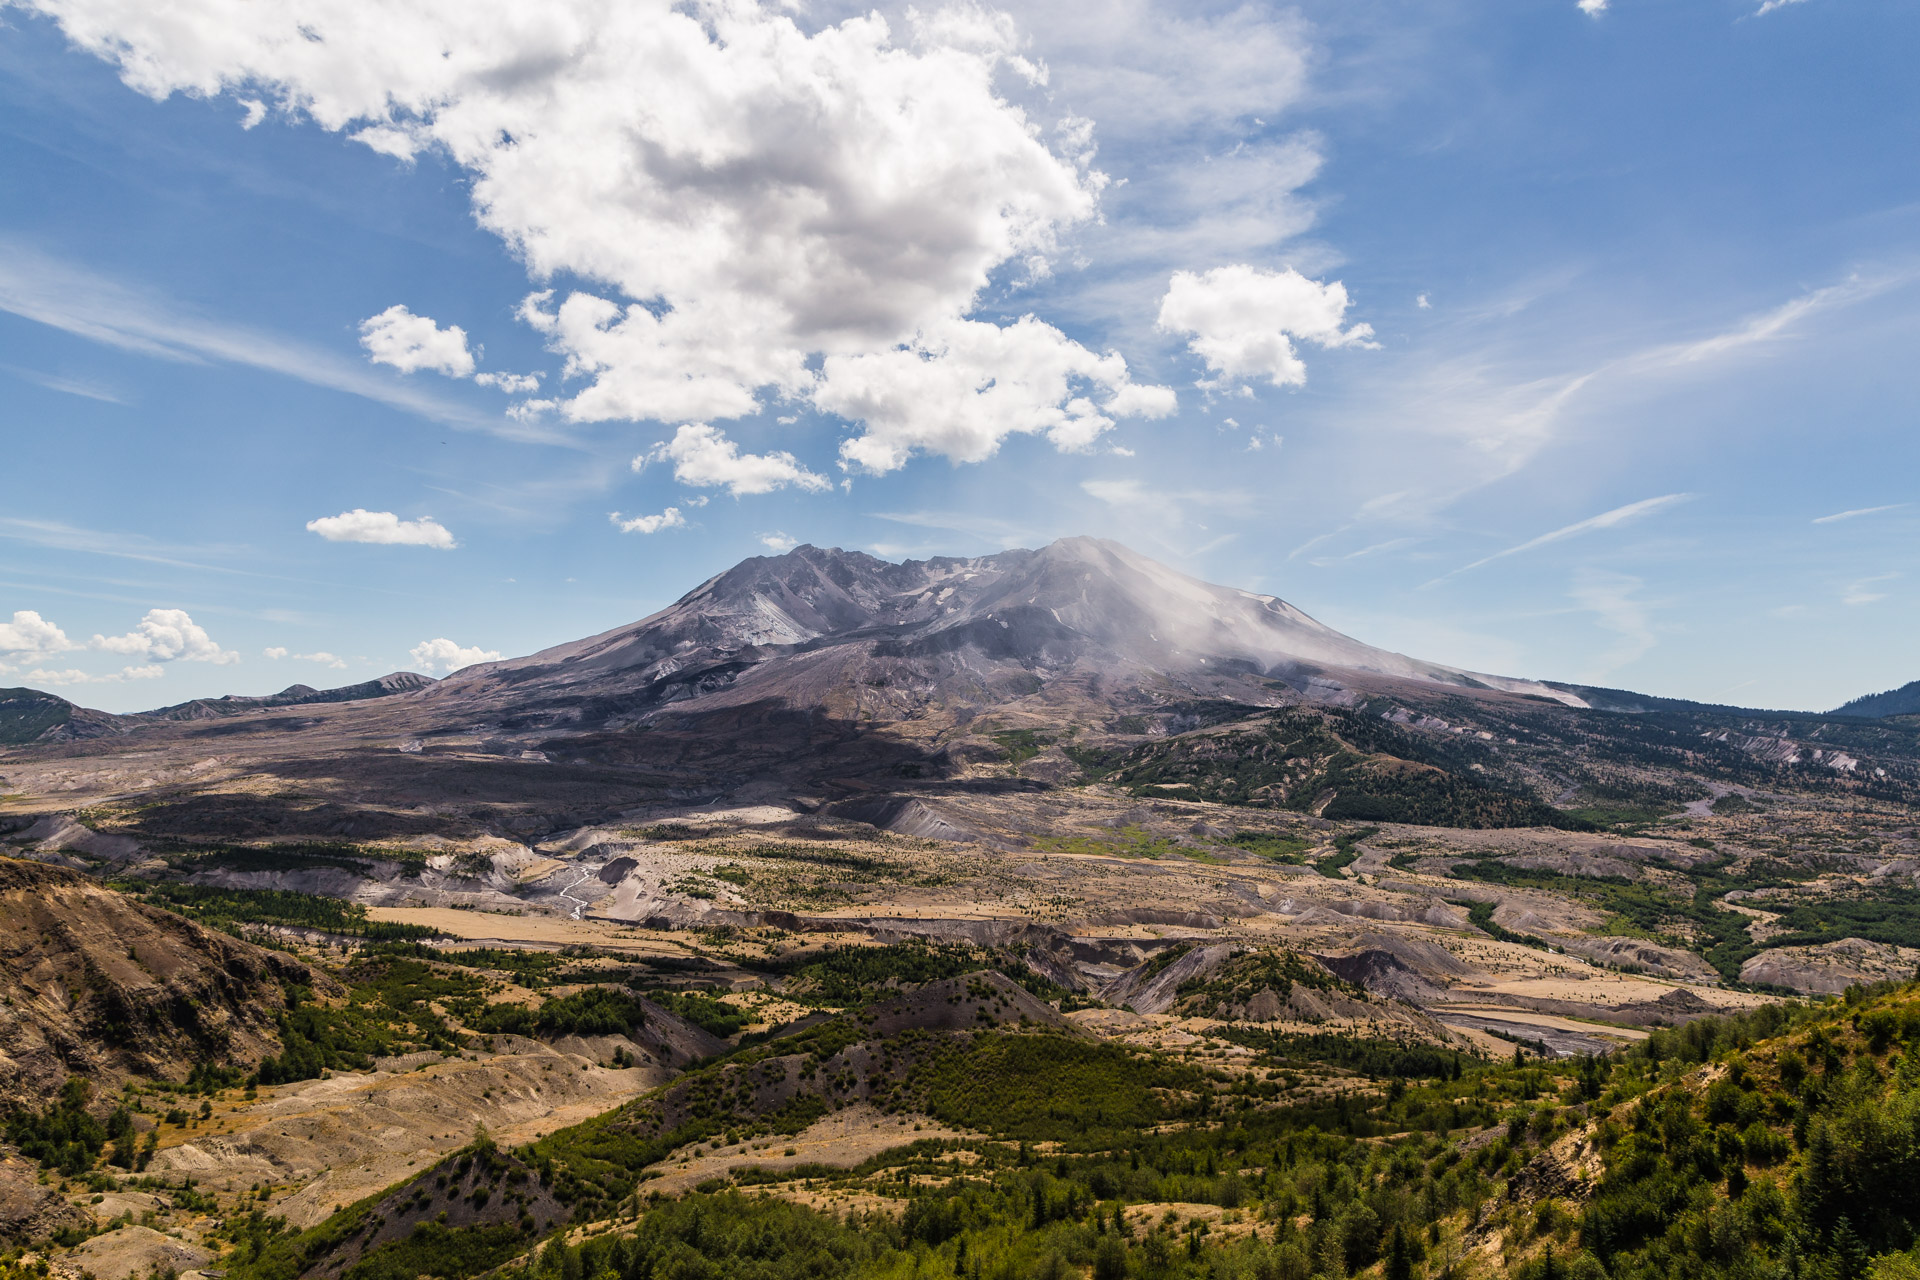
[41,973,1899,1280]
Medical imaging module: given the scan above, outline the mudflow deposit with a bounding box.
[4,537,1920,1280]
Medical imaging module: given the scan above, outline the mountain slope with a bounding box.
[0,856,318,1099]
[1835,679,1920,718]
[0,688,122,745]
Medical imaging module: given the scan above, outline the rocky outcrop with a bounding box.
[1557,936,1721,983]
[1739,938,1920,994]
[64,1226,212,1280]
[0,1150,88,1244]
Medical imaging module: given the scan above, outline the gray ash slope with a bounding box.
[425,536,1580,737]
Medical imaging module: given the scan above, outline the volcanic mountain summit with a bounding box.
[424,536,1582,736]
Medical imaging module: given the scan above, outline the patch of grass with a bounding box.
[641,988,751,1038]
[128,883,443,942]
[1448,898,1548,951]
[1313,826,1378,879]
[990,729,1054,765]
[1031,824,1181,860]
[437,947,574,989]
[461,987,653,1039]
[1214,1027,1476,1080]
[1228,831,1312,863]
[1767,888,1920,952]
[721,843,889,875]
[906,1031,1212,1142]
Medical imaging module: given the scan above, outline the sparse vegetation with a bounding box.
[130,883,443,942]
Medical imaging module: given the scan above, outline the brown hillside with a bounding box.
[0,856,318,1099]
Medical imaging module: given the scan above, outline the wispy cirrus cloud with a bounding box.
[1842,573,1898,606]
[1424,493,1692,587]
[1569,570,1657,676]
[0,516,265,577]
[1,364,127,403]
[0,244,558,442]
[1813,503,1907,525]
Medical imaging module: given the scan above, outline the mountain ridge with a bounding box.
[1834,678,1920,719]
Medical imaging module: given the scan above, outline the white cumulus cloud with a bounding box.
[473,370,540,394]
[296,651,348,669]
[759,532,799,552]
[609,508,686,535]
[263,646,289,659]
[0,609,75,661]
[817,317,1176,475]
[306,509,456,549]
[641,424,831,497]
[409,637,501,673]
[1156,265,1375,392]
[1578,0,1608,15]
[359,304,475,378]
[91,608,239,664]
[24,0,1138,470]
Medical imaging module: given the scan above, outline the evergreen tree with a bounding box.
[1385,1221,1416,1280]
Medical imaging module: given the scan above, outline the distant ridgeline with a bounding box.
[1835,679,1920,720]
[0,671,433,746]
[1066,682,1920,828]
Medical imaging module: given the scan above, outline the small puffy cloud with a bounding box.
[306,509,457,549]
[1157,265,1375,392]
[92,608,239,665]
[759,532,799,552]
[474,371,541,394]
[297,651,349,669]
[1578,0,1607,14]
[263,646,289,659]
[640,424,830,497]
[0,610,75,660]
[818,317,1177,475]
[238,97,267,127]
[1416,293,1432,309]
[409,638,501,673]
[359,305,475,378]
[610,508,686,535]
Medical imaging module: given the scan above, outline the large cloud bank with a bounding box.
[22,0,1176,466]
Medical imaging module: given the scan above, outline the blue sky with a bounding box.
[1,0,1916,713]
